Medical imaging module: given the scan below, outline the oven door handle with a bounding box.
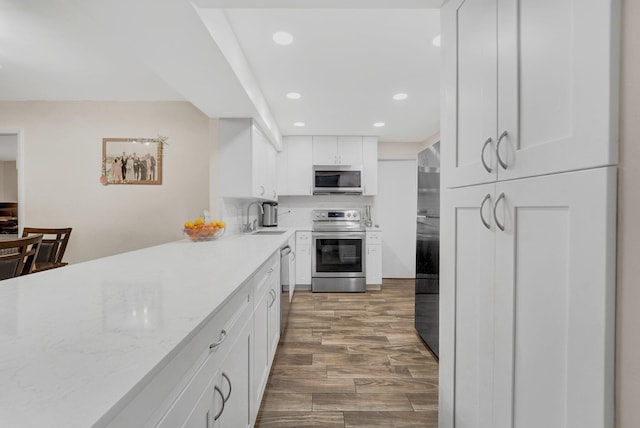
[312,232,366,239]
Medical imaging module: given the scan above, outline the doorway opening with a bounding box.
[0,130,24,237]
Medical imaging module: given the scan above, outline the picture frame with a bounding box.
[101,137,163,185]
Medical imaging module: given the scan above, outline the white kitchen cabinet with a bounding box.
[250,255,280,424]
[365,231,382,285]
[362,136,378,195]
[219,118,278,201]
[213,316,252,428]
[312,136,363,166]
[440,168,616,428]
[441,0,619,189]
[277,136,313,196]
[295,232,312,286]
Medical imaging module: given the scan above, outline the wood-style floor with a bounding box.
[255,279,439,427]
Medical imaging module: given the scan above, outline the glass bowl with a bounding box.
[183,226,225,242]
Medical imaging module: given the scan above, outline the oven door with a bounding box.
[312,232,365,278]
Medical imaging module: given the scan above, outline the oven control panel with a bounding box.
[312,209,361,221]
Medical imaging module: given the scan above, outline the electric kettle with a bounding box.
[262,202,278,227]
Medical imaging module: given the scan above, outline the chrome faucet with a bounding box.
[244,201,264,232]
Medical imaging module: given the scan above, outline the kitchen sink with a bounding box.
[251,230,287,235]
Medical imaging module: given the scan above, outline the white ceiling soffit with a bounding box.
[193,0,445,8]
[63,0,281,146]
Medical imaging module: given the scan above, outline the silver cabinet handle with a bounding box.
[496,131,508,170]
[493,192,506,232]
[214,385,225,421]
[481,137,493,173]
[480,193,491,230]
[260,185,265,195]
[268,289,276,307]
[268,267,274,274]
[221,372,232,403]
[209,329,227,351]
[272,190,276,198]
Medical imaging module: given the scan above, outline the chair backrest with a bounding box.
[22,227,72,265]
[0,235,43,280]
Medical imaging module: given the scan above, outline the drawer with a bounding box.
[105,281,253,428]
[296,231,312,246]
[253,252,280,304]
[366,231,382,244]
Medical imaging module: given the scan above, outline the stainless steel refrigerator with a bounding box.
[415,142,440,358]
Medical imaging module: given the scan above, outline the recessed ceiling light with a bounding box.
[273,31,294,46]
[432,34,441,47]
[294,122,305,127]
[393,93,408,101]
[373,122,385,128]
[286,92,301,100]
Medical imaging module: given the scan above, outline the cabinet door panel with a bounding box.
[497,0,618,180]
[312,136,338,165]
[337,136,363,165]
[441,0,497,189]
[287,136,313,195]
[440,183,495,428]
[493,168,616,428]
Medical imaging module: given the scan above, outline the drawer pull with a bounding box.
[213,386,225,421]
[221,372,232,403]
[209,329,227,351]
[268,267,274,274]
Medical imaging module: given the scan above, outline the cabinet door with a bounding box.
[312,136,338,165]
[266,142,278,201]
[252,125,268,198]
[440,183,495,428]
[365,244,382,285]
[295,245,311,285]
[337,136,363,165]
[268,282,280,362]
[182,377,217,428]
[492,167,616,428]
[441,0,498,189]
[497,0,618,181]
[362,136,378,195]
[215,317,252,428]
[277,138,289,196]
[287,136,313,195]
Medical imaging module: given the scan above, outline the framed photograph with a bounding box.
[101,138,163,185]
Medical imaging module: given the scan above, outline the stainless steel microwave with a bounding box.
[313,165,363,195]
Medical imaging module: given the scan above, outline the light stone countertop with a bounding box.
[0,229,295,428]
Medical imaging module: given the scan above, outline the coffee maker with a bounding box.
[262,202,278,227]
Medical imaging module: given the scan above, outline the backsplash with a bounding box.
[278,195,377,229]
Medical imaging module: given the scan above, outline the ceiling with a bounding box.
[0,0,442,145]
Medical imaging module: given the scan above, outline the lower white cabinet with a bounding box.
[440,167,616,428]
[153,251,282,428]
[295,232,312,285]
[365,231,382,285]
[251,255,280,422]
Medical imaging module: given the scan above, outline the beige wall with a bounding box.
[0,101,215,264]
[379,132,440,158]
[617,0,640,425]
[0,161,18,201]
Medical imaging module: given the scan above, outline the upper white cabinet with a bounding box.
[362,136,378,195]
[278,136,313,196]
[219,118,278,201]
[313,136,363,166]
[441,0,619,188]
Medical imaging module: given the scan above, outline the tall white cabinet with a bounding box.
[440,1,618,427]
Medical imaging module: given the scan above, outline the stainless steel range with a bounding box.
[311,209,366,292]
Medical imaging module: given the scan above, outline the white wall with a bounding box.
[0,101,215,264]
[377,159,417,278]
[617,0,640,425]
[0,161,18,201]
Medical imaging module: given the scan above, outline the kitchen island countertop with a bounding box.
[0,229,295,427]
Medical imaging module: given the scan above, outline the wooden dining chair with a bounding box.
[21,227,72,272]
[0,235,43,280]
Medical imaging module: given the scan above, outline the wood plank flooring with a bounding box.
[255,279,438,427]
